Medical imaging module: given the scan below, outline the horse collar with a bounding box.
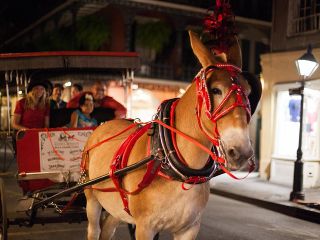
[156,99,219,183]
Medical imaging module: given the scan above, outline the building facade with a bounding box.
[260,0,320,188]
[1,1,272,168]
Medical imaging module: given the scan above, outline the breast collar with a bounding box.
[155,98,221,184]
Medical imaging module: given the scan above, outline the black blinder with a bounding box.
[241,72,262,115]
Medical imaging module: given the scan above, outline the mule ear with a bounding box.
[225,36,242,68]
[189,30,217,67]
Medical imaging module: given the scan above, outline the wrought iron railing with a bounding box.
[136,62,198,82]
[160,0,272,21]
[160,0,211,9]
[289,13,320,36]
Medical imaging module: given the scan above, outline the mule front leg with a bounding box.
[100,213,120,240]
[85,189,102,240]
[135,223,157,240]
[173,221,200,240]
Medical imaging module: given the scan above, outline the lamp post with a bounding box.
[289,45,319,201]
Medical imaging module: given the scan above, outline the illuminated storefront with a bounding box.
[261,49,320,188]
[270,81,320,188]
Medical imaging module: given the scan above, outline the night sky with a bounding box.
[0,0,64,44]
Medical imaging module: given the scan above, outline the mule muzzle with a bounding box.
[219,140,255,171]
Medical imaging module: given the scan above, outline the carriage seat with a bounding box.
[49,107,116,128]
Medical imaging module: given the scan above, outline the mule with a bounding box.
[83,31,256,240]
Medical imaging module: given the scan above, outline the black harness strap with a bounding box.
[157,99,219,182]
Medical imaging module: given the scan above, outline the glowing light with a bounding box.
[179,88,186,94]
[295,45,319,78]
[63,81,72,87]
[260,74,265,90]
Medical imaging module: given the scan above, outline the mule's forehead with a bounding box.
[206,69,231,82]
[206,70,251,94]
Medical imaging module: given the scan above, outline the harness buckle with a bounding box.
[147,122,156,136]
[161,157,170,170]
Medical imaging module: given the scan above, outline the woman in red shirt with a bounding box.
[13,78,50,130]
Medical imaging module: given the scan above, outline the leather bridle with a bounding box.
[195,64,251,147]
[156,64,255,184]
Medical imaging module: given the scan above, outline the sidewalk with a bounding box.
[209,172,320,224]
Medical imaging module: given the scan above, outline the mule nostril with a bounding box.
[227,147,240,160]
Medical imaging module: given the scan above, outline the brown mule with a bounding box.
[84,31,254,240]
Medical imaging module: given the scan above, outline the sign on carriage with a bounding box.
[38,129,93,181]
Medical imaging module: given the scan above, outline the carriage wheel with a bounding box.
[0,178,8,240]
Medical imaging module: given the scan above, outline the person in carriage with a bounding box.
[71,83,83,98]
[13,76,51,131]
[67,81,127,119]
[67,83,83,108]
[50,83,67,109]
[91,81,127,119]
[69,92,98,128]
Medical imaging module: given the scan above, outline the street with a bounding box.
[3,172,319,240]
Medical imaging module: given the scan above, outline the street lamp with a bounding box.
[289,45,319,201]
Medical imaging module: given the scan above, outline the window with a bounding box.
[273,88,301,159]
[288,0,320,36]
[273,81,320,160]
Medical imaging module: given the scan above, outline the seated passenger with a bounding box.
[50,83,66,109]
[67,83,83,108]
[69,93,97,128]
[13,77,50,130]
[91,81,127,119]
[67,81,126,119]
[71,83,83,98]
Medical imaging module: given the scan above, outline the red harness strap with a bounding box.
[169,99,189,166]
[92,123,161,215]
[85,115,253,215]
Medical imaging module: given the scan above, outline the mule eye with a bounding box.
[210,88,222,95]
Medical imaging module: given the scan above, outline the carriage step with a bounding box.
[15,196,34,212]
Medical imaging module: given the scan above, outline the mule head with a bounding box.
[189,30,254,171]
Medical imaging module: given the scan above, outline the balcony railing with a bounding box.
[160,0,211,9]
[136,62,199,82]
[160,0,272,21]
[289,13,320,36]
